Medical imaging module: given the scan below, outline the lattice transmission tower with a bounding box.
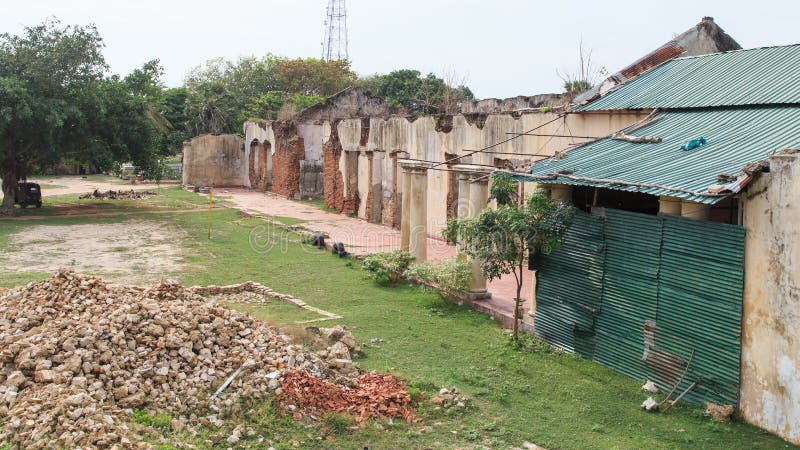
[322,0,349,61]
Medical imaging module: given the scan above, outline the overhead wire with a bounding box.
[426,112,571,169]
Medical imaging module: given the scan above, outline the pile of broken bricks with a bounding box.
[0,270,370,448]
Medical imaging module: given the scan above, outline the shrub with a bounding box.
[362,250,414,284]
[321,412,355,434]
[131,409,172,429]
[405,257,472,299]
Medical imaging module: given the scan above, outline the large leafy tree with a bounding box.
[0,19,161,214]
[444,173,575,340]
[184,55,354,132]
[362,69,474,115]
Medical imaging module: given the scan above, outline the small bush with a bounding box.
[362,250,415,284]
[131,409,172,429]
[405,257,472,299]
[321,412,355,434]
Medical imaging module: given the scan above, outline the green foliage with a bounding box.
[362,69,474,115]
[132,409,172,429]
[445,178,576,338]
[0,19,163,213]
[361,250,415,284]
[405,257,472,298]
[184,55,354,132]
[488,172,518,206]
[321,412,355,434]
[563,79,593,95]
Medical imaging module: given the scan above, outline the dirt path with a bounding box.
[0,206,225,221]
[27,175,179,196]
[0,219,186,285]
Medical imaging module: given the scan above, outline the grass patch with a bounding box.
[132,409,172,429]
[227,301,327,324]
[299,198,338,214]
[0,192,795,449]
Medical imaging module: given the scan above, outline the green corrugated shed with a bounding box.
[516,106,800,204]
[575,44,800,111]
[535,211,605,355]
[534,208,745,405]
[594,209,662,381]
[656,215,745,405]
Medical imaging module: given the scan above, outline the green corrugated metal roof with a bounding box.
[517,106,800,204]
[576,44,800,111]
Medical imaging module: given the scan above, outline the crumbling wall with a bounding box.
[272,122,305,198]
[461,94,566,113]
[297,124,325,198]
[243,121,275,189]
[323,121,346,211]
[181,134,245,187]
[295,87,392,122]
[740,150,800,445]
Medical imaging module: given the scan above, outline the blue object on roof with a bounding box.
[680,136,707,151]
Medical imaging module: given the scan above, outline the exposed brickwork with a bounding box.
[272,122,305,198]
[445,153,459,221]
[381,153,399,228]
[257,142,269,190]
[342,151,360,215]
[248,141,270,191]
[323,122,345,211]
[363,153,375,222]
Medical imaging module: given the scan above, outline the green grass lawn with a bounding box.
[0,192,794,449]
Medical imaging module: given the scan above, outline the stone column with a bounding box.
[468,174,490,298]
[549,184,572,204]
[400,169,412,251]
[457,174,471,220]
[681,200,711,220]
[408,167,428,261]
[659,196,682,215]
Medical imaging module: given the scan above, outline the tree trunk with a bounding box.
[513,264,524,340]
[0,170,17,215]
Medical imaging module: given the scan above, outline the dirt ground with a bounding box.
[28,175,178,196]
[0,219,185,285]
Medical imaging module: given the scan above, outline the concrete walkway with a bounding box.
[222,188,533,330]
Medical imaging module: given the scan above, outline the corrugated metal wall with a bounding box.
[535,208,745,405]
[535,212,605,356]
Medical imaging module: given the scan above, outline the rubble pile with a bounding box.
[79,189,157,200]
[279,370,417,423]
[0,270,355,448]
[430,387,469,411]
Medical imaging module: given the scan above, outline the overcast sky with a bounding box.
[2,0,798,98]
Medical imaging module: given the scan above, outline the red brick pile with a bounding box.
[279,369,417,423]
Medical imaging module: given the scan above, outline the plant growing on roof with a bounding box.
[443,172,575,340]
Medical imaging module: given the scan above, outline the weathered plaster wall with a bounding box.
[246,110,648,230]
[181,134,245,187]
[335,110,649,234]
[740,150,800,445]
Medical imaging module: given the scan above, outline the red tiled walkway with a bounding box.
[222,188,533,329]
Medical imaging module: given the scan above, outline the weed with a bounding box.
[131,409,172,429]
[321,412,355,435]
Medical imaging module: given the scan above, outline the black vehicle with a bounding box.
[14,182,42,208]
